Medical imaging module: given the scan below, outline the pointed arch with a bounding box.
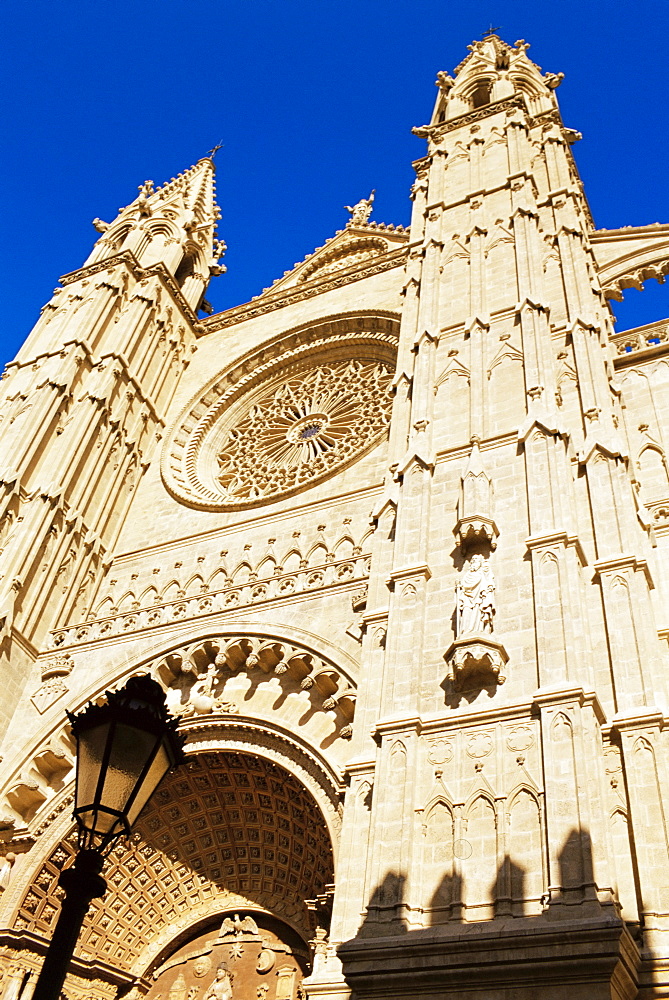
[638,443,669,500]
[117,589,137,612]
[139,584,160,606]
[207,567,229,591]
[230,560,253,585]
[280,548,303,574]
[305,542,328,567]
[551,711,573,739]
[183,573,205,597]
[423,798,455,913]
[462,793,497,913]
[332,534,355,560]
[507,787,544,913]
[254,555,277,578]
[161,578,183,602]
[609,808,639,921]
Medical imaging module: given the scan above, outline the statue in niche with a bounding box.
[203,964,234,1000]
[456,554,495,635]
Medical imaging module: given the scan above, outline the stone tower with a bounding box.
[0,33,668,1000]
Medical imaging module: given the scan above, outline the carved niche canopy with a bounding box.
[162,315,399,511]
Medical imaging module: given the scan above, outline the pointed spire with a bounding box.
[83,156,225,312]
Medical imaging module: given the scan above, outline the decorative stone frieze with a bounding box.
[50,551,370,650]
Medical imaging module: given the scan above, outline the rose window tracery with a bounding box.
[161,316,399,511]
[215,360,393,504]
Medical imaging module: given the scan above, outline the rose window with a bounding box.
[215,360,393,504]
[162,317,399,511]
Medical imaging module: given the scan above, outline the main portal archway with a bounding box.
[11,749,336,999]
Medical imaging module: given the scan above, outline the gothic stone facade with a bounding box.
[0,34,668,1000]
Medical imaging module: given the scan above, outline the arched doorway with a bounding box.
[12,750,336,999]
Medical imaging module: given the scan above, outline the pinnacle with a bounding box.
[131,156,220,230]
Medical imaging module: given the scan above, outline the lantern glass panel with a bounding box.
[126,740,172,828]
[98,722,160,818]
[75,721,159,836]
[74,722,112,829]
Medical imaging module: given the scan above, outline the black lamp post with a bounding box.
[32,674,185,1000]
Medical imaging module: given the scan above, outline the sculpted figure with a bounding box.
[344,190,375,225]
[0,853,16,891]
[203,964,233,1000]
[220,912,259,936]
[456,554,495,635]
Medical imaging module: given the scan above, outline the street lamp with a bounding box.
[32,674,185,1000]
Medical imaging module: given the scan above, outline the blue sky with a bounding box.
[2,0,669,368]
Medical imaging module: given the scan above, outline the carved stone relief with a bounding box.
[144,914,307,1000]
[455,554,495,636]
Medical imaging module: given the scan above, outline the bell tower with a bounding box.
[319,35,664,1000]
[0,158,223,738]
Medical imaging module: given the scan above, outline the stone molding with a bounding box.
[58,249,198,326]
[202,250,408,332]
[337,917,639,999]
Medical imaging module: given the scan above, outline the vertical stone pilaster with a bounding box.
[613,712,669,952]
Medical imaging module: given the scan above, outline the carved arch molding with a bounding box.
[3,630,356,831]
[590,224,669,300]
[1,631,353,994]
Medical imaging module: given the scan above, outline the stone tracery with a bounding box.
[161,314,399,511]
[214,359,393,506]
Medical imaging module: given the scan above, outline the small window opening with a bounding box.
[175,253,196,288]
[471,83,491,109]
[108,226,130,252]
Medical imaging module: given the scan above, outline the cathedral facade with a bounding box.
[0,33,668,1000]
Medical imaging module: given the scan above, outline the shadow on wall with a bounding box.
[337,826,639,998]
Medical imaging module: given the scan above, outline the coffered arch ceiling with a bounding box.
[13,750,334,980]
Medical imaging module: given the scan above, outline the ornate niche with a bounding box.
[445,437,508,688]
[162,315,399,511]
[145,910,309,1000]
[453,436,499,550]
